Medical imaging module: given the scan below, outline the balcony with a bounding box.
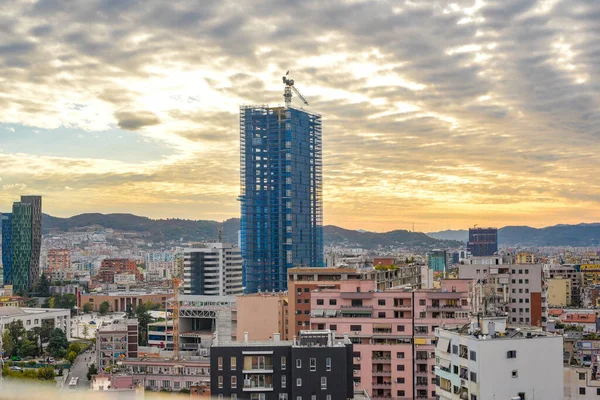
[372,357,392,364]
[372,382,392,389]
[242,364,274,373]
[242,384,274,392]
[372,370,392,376]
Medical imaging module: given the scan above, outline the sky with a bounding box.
[1,0,600,232]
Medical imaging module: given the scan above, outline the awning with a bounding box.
[312,309,324,317]
[438,358,451,369]
[373,324,392,330]
[341,309,372,315]
[436,337,451,353]
[325,310,338,317]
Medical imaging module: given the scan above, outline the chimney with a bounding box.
[244,332,249,343]
[274,333,280,342]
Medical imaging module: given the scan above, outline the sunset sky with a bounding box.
[1,0,600,232]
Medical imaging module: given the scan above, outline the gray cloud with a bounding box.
[115,111,161,130]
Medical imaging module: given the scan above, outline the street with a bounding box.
[65,348,95,390]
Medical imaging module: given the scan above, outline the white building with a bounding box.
[564,366,600,399]
[435,316,563,400]
[0,307,72,340]
[145,251,176,281]
[183,243,242,296]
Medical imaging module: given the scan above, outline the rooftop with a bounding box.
[0,307,70,318]
[214,330,350,348]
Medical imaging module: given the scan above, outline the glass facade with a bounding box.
[2,213,13,285]
[467,228,498,256]
[11,202,32,294]
[240,106,324,293]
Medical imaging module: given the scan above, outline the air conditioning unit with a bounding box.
[356,357,361,361]
[353,370,359,374]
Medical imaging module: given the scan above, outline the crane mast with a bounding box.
[282,72,309,107]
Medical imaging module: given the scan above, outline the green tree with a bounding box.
[40,320,54,345]
[7,320,26,343]
[126,304,135,319]
[83,302,93,314]
[135,303,154,346]
[19,339,39,358]
[86,363,98,380]
[26,298,39,307]
[66,351,77,364]
[55,294,77,309]
[2,330,16,356]
[68,342,81,355]
[37,366,56,380]
[82,324,89,338]
[46,328,68,359]
[34,272,51,297]
[98,301,110,315]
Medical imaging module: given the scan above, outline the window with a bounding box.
[525,269,529,274]
[507,350,517,359]
[525,279,529,284]
[296,378,302,387]
[350,325,361,331]
[317,299,324,305]
[174,382,180,390]
[525,308,529,312]
[453,365,458,374]
[452,345,458,354]
[26,320,31,326]
[519,308,523,312]
[163,380,170,388]
[419,299,426,306]
[296,359,302,368]
[397,365,405,371]
[281,356,287,370]
[321,377,327,389]
[476,269,480,274]
[297,288,302,294]
[218,395,223,400]
[326,396,331,400]
[378,299,386,306]
[279,395,288,400]
[471,395,478,400]
[397,352,405,359]
[397,390,406,396]
[512,370,518,378]
[579,372,586,380]
[519,289,523,293]
[525,290,529,295]
[304,310,310,315]
[310,358,316,371]
[297,321,302,326]
[297,299,302,304]
[397,325,405,332]
[282,376,287,388]
[469,351,476,361]
[311,396,316,400]
[596,388,600,395]
[329,299,337,305]
[304,288,310,292]
[396,377,405,384]
[231,357,237,370]
[304,299,309,303]
[329,324,337,331]
[218,376,223,389]
[470,372,477,382]
[518,279,523,284]
[512,289,515,293]
[512,279,516,284]
[326,358,331,371]
[218,357,223,370]
[419,311,426,318]
[296,397,302,400]
[519,269,522,274]
[519,299,523,303]
[580,388,586,395]
[512,269,516,274]
[378,312,386,318]
[512,308,516,312]
[231,376,237,388]
[34,319,38,324]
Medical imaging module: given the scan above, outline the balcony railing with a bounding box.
[372,382,392,389]
[372,357,392,364]
[243,364,274,373]
[242,384,274,392]
[372,370,392,376]
[341,305,374,309]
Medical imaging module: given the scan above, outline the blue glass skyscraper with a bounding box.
[2,213,13,285]
[240,105,324,293]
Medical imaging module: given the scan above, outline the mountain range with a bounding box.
[41,213,600,248]
[41,213,461,249]
[428,223,600,247]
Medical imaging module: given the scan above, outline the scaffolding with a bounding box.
[240,105,323,293]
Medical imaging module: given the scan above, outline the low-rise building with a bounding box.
[435,317,563,400]
[564,366,600,399]
[0,306,71,339]
[210,330,354,400]
[120,358,210,393]
[79,291,173,312]
[96,318,139,370]
[547,264,581,306]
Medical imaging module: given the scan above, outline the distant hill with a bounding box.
[428,223,600,247]
[42,213,460,249]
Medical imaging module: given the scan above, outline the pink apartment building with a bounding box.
[309,279,471,400]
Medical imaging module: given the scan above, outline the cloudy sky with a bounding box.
[1,0,599,232]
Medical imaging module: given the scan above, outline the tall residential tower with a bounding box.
[21,195,42,288]
[240,105,324,293]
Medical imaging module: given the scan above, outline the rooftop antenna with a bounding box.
[283,71,309,107]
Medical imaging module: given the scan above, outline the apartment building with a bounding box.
[210,330,354,400]
[435,317,563,400]
[96,319,139,370]
[236,292,289,341]
[548,277,572,306]
[308,279,471,400]
[79,291,173,312]
[564,366,600,399]
[120,358,210,392]
[46,248,71,272]
[288,266,422,337]
[459,258,547,328]
[547,264,581,306]
[94,258,142,284]
[145,251,176,281]
[183,243,243,296]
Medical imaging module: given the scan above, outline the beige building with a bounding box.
[236,292,288,341]
[516,252,536,264]
[548,277,572,306]
[79,291,173,312]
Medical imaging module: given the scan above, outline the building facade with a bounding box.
[1,213,12,285]
[96,318,139,370]
[183,243,243,296]
[547,264,581,306]
[287,266,422,337]
[11,202,32,294]
[79,291,173,312]
[548,277,572,306]
[210,330,353,400]
[466,227,497,257]
[21,195,42,289]
[120,358,210,393]
[236,292,289,341]
[240,105,324,293]
[435,318,563,400]
[309,280,471,400]
[145,251,176,281]
[427,250,447,273]
[94,258,142,284]
[0,306,71,340]
[46,248,71,272]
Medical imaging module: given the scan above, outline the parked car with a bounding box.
[46,357,55,364]
[9,366,23,372]
[90,321,96,325]
[11,356,21,362]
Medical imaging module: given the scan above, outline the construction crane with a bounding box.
[172,277,181,360]
[282,71,309,107]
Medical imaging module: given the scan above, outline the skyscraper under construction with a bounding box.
[240,91,324,293]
